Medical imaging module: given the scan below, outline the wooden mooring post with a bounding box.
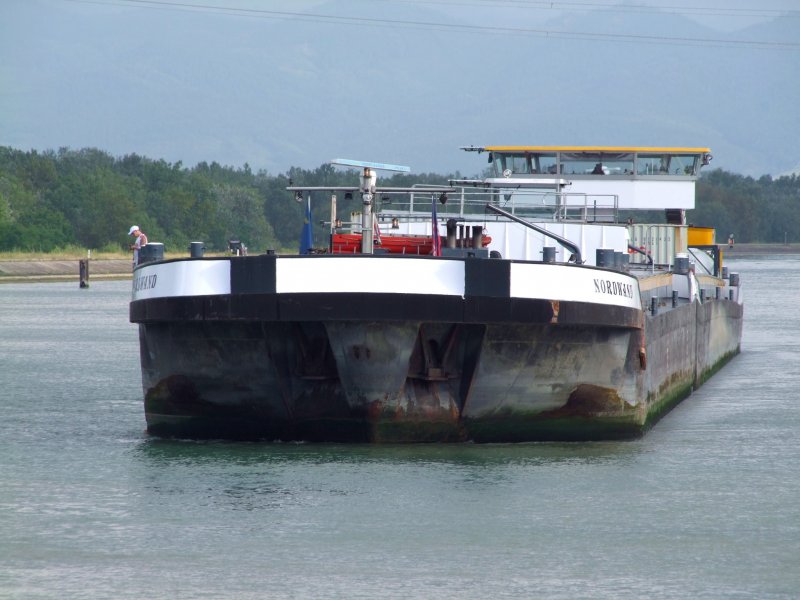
[79,258,89,288]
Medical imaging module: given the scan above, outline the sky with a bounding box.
[1,0,798,176]
[176,0,798,31]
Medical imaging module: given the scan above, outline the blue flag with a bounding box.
[299,195,313,254]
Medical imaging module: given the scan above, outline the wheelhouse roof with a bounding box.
[478,146,711,153]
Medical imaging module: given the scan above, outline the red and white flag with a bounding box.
[431,196,441,256]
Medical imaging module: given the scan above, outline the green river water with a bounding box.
[1,256,798,599]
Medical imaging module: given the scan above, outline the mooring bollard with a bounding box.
[189,241,205,258]
[596,248,615,268]
[79,259,89,288]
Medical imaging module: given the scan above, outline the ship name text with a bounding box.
[593,278,634,299]
[133,273,158,292]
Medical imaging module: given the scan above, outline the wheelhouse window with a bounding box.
[531,153,558,174]
[560,152,634,176]
[636,153,699,176]
[491,153,531,176]
[486,149,704,178]
[490,152,560,176]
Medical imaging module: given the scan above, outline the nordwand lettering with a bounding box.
[593,278,633,299]
[133,273,158,292]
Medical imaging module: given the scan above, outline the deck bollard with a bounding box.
[674,255,689,274]
[471,226,483,250]
[189,241,205,258]
[672,290,678,307]
[651,297,658,315]
[139,243,164,264]
[596,248,615,268]
[446,219,457,249]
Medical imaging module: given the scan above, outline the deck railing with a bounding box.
[379,185,620,224]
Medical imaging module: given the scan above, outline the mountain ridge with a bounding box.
[1,0,797,176]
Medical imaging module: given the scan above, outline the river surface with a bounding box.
[1,257,799,599]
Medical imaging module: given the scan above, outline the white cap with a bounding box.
[128,225,139,235]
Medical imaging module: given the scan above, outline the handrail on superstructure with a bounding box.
[485,204,582,264]
[403,186,618,223]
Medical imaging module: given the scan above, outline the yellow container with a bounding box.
[688,227,715,245]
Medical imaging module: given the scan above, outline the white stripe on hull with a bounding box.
[132,256,642,311]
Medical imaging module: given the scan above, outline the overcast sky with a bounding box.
[52,0,800,32]
[170,0,799,32]
[2,0,798,175]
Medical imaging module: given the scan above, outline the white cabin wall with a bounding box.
[562,179,696,210]
[428,222,629,265]
[388,220,627,265]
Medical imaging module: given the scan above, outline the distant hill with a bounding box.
[1,0,797,176]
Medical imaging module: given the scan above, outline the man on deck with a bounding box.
[128,225,148,268]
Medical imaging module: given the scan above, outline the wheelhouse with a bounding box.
[479,146,712,179]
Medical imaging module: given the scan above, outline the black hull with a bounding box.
[138,319,642,442]
[130,255,743,442]
[133,302,741,443]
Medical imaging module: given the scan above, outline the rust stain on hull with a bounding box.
[542,384,636,418]
[549,300,560,323]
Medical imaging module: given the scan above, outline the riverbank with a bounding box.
[0,259,131,283]
[1,243,798,283]
[723,243,800,255]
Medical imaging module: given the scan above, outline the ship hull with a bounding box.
[130,255,742,442]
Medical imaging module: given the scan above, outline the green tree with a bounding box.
[2,144,798,252]
[0,171,73,251]
[210,183,278,252]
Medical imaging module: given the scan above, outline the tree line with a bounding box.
[693,169,800,244]
[0,145,798,253]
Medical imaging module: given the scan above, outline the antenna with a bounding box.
[330,158,410,173]
[330,159,410,254]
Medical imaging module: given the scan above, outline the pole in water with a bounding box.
[79,258,89,288]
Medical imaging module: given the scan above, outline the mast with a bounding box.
[330,159,411,254]
[359,167,377,254]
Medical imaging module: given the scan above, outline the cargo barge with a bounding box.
[130,147,743,441]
